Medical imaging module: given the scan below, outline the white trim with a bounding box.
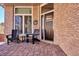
[43,15,45,40]
[40,6,45,40]
[14,14,32,16]
[14,14,15,29]
[14,6,32,8]
[40,5,42,39]
[40,3,48,8]
[41,10,54,15]
[32,5,33,33]
[40,40,54,44]
[23,15,24,34]
[14,6,15,29]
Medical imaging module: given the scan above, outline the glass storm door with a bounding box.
[41,12,54,41]
[24,16,32,34]
[41,15,45,40]
[15,16,23,34]
[44,13,53,41]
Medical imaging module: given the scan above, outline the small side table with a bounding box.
[19,34,26,42]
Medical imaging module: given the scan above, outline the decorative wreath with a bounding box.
[33,20,38,25]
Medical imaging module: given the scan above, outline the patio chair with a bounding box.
[26,34,29,43]
[32,29,40,44]
[6,29,20,45]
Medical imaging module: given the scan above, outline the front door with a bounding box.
[15,15,32,34]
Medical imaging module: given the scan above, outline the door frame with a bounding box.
[14,6,33,34]
[40,14,54,44]
[40,4,54,44]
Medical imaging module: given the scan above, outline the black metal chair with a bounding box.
[26,34,29,43]
[26,29,40,44]
[32,29,40,44]
[6,29,20,45]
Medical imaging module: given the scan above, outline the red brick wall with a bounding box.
[4,5,13,35]
[0,34,4,42]
[54,4,79,55]
[4,5,14,41]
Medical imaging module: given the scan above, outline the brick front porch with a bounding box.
[0,41,66,56]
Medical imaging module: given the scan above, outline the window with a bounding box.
[15,8,32,14]
[41,3,54,13]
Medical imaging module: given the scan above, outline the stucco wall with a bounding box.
[54,4,79,56]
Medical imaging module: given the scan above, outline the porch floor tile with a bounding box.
[0,42,66,56]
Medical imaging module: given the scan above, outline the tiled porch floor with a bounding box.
[0,41,66,56]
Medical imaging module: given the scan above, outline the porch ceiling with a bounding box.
[3,3,41,6]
